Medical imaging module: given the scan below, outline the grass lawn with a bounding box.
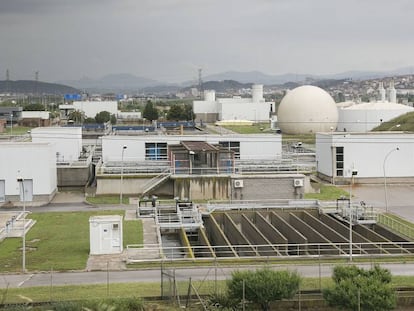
[86,195,130,205]
[0,211,142,273]
[0,126,33,135]
[304,184,349,200]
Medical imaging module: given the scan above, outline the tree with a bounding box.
[183,103,194,121]
[323,265,396,311]
[95,111,111,124]
[24,103,45,111]
[166,104,184,120]
[68,110,84,124]
[110,114,117,125]
[227,268,300,311]
[142,101,159,121]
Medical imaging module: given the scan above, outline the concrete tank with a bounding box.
[204,90,216,102]
[252,84,264,102]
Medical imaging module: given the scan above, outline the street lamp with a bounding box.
[349,168,357,261]
[10,113,13,137]
[120,145,127,205]
[383,147,399,213]
[17,176,26,272]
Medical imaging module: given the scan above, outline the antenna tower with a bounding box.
[198,68,203,98]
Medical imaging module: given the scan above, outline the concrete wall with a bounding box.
[231,175,305,200]
[173,176,230,200]
[57,165,90,187]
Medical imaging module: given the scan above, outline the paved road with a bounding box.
[2,262,414,289]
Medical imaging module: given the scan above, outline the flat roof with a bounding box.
[181,141,219,152]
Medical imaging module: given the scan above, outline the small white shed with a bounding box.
[89,215,123,255]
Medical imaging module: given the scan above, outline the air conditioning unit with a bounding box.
[234,180,244,188]
[293,179,304,187]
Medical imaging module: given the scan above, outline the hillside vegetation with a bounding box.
[372,111,414,132]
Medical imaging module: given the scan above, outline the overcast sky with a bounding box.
[1,0,414,83]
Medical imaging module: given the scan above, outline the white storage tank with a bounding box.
[89,215,123,255]
[337,101,414,132]
[204,90,216,102]
[252,84,264,102]
[277,85,338,134]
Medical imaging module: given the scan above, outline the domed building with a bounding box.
[277,85,338,134]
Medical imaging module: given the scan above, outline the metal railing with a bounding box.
[141,167,171,195]
[126,241,414,262]
[206,199,320,213]
[378,214,414,240]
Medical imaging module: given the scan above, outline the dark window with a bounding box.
[336,146,344,176]
[219,141,240,159]
[145,142,167,160]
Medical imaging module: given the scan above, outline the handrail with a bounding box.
[378,214,414,240]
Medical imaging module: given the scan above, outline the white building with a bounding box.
[59,101,118,119]
[316,132,414,183]
[193,85,275,123]
[101,134,282,162]
[89,215,123,255]
[31,127,82,163]
[0,142,57,204]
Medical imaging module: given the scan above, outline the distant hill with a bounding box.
[203,66,414,85]
[58,73,161,92]
[183,80,253,93]
[0,80,79,95]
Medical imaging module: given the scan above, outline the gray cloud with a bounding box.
[1,0,413,82]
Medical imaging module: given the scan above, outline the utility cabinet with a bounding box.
[89,215,123,255]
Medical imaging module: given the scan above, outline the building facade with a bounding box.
[316,132,414,184]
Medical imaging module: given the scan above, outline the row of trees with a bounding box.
[68,110,116,124]
[208,265,396,311]
[143,101,193,122]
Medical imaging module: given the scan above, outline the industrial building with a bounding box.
[193,84,275,123]
[0,142,57,204]
[96,133,308,200]
[59,101,118,119]
[316,132,414,184]
[31,127,83,163]
[101,134,282,162]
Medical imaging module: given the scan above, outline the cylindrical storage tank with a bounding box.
[252,84,264,102]
[389,88,397,103]
[204,90,216,101]
[277,85,338,134]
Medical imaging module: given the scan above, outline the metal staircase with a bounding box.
[141,168,171,196]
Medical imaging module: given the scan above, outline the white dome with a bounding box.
[278,85,338,134]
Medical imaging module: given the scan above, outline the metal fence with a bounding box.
[127,241,414,263]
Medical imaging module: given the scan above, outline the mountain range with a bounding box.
[56,66,414,93]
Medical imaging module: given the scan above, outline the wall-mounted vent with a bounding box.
[293,179,304,187]
[234,180,244,188]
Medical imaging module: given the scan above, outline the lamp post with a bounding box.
[120,145,127,205]
[10,113,13,137]
[17,177,26,272]
[349,167,357,262]
[383,147,399,213]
